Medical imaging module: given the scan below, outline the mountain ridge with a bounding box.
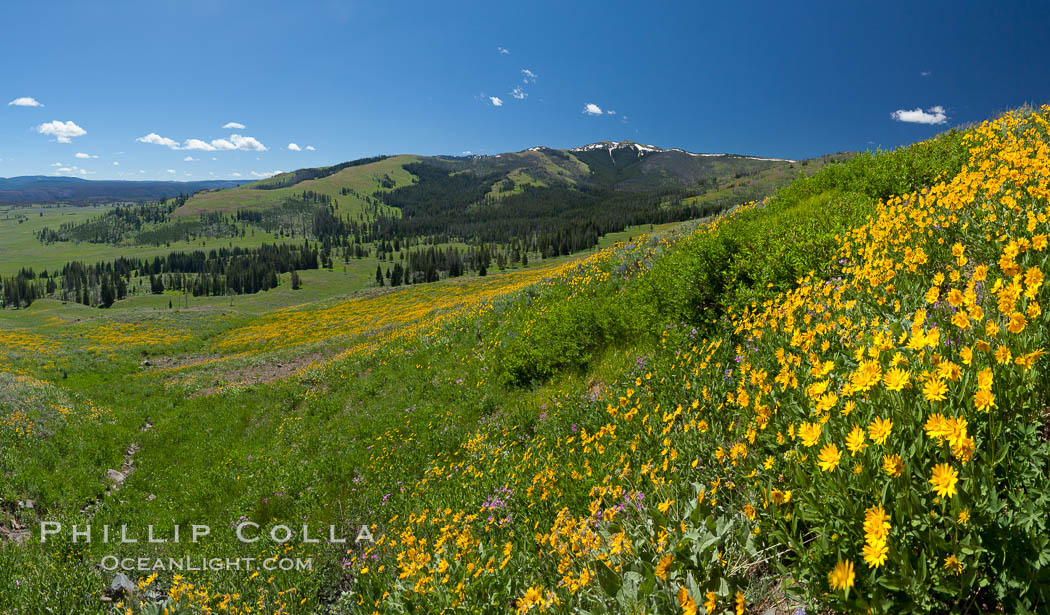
[0,176,250,204]
[1,140,822,210]
[561,139,796,162]
[175,142,850,219]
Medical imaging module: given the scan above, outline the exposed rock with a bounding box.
[87,441,142,517]
[0,524,30,545]
[108,572,136,597]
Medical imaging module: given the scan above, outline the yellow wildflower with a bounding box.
[827,559,855,591]
[817,443,842,472]
[929,463,959,499]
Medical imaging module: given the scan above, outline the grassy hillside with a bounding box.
[175,155,419,217]
[2,107,1049,614]
[660,152,854,213]
[0,203,287,276]
[441,149,591,187]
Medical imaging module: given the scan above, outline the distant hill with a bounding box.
[176,141,810,217]
[0,176,250,204]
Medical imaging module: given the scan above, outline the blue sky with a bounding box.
[2,0,1048,181]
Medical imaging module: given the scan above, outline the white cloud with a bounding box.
[38,120,86,143]
[144,132,268,152]
[113,161,119,166]
[52,164,91,176]
[251,170,282,178]
[223,122,246,129]
[136,132,181,148]
[229,134,267,151]
[230,172,242,177]
[166,169,176,174]
[8,97,43,107]
[74,152,98,159]
[583,103,603,116]
[183,156,196,161]
[920,71,932,77]
[489,96,504,107]
[211,156,218,161]
[462,150,472,155]
[497,46,509,54]
[890,105,947,125]
[287,142,301,151]
[521,68,537,82]
[305,145,315,151]
[606,110,617,115]
[50,162,63,167]
[183,138,216,151]
[511,87,527,100]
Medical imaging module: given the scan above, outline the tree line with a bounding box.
[1,242,319,309]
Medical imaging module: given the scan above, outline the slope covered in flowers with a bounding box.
[342,108,1050,614]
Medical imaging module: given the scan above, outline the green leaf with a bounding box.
[620,571,643,602]
[596,561,621,597]
[639,573,656,597]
